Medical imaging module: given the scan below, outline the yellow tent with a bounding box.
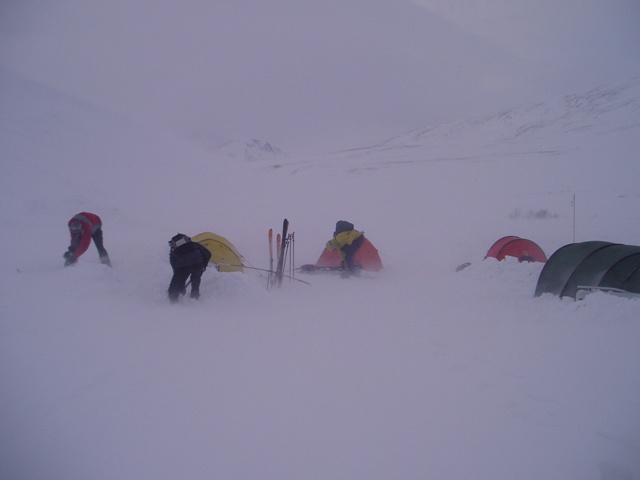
[192,232,244,273]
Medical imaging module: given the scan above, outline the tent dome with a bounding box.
[485,236,547,263]
[534,241,640,299]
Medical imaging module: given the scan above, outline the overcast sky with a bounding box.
[1,0,639,152]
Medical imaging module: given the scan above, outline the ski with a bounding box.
[275,218,289,286]
[298,264,362,274]
[216,263,310,286]
[268,228,274,273]
[267,228,275,288]
[276,233,281,262]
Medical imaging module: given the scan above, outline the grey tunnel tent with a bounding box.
[534,241,640,299]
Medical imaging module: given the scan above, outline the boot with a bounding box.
[64,256,78,267]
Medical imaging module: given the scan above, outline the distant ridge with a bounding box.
[185,131,287,162]
[336,76,640,158]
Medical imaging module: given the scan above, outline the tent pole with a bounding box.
[572,194,576,243]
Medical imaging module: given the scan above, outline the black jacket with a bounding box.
[170,242,212,270]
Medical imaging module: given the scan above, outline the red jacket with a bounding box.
[68,212,102,258]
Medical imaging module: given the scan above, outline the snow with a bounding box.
[2,66,640,480]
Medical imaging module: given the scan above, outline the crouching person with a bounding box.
[326,220,365,275]
[64,212,111,267]
[168,233,212,303]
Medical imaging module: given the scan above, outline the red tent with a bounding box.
[485,236,547,263]
[315,237,383,271]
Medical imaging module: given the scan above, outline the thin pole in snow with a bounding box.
[572,194,576,243]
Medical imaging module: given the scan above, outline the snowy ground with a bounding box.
[1,68,640,480]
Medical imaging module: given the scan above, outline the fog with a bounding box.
[2,0,638,152]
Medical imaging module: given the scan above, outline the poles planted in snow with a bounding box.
[275,218,289,287]
[267,228,275,289]
[572,194,576,243]
[266,218,298,289]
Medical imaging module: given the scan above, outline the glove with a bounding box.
[63,250,74,260]
[64,255,77,267]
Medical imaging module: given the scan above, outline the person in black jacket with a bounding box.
[168,233,212,302]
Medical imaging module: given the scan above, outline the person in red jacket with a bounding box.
[63,212,111,267]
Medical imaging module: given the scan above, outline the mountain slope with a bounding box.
[334,76,640,161]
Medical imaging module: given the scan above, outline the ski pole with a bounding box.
[217,264,311,285]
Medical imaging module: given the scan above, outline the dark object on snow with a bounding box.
[485,235,547,263]
[299,264,362,274]
[534,241,640,299]
[168,233,212,302]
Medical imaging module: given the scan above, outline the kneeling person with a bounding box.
[168,233,212,302]
[326,220,365,273]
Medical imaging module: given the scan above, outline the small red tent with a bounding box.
[485,236,547,263]
[315,237,383,271]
